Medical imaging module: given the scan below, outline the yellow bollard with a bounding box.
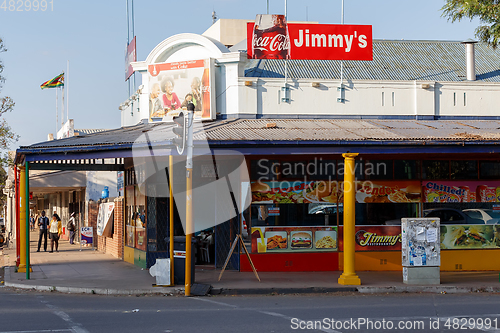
[338,153,361,285]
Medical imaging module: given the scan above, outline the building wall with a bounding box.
[97,197,124,259]
[88,201,99,248]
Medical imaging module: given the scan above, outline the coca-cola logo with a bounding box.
[253,33,290,52]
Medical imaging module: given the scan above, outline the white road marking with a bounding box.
[41,301,89,333]
[191,297,238,308]
[0,330,71,333]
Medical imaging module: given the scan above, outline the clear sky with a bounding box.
[0,0,481,149]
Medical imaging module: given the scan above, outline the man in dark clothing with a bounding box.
[37,211,49,252]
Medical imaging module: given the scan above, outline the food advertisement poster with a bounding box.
[81,227,93,245]
[251,226,337,253]
[441,224,500,249]
[422,181,500,203]
[338,226,402,251]
[148,59,214,121]
[251,180,420,204]
[355,181,421,203]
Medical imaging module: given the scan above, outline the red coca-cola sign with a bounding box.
[251,14,290,59]
[247,20,372,61]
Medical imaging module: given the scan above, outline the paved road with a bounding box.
[0,289,499,333]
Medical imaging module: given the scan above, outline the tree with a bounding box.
[441,0,500,47]
[1,37,18,210]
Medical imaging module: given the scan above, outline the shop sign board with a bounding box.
[81,227,93,245]
[247,15,372,60]
[441,224,500,249]
[422,181,500,203]
[338,226,402,251]
[268,207,280,216]
[117,171,124,192]
[251,226,337,253]
[148,59,215,122]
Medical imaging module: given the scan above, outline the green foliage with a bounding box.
[0,37,18,207]
[441,0,500,47]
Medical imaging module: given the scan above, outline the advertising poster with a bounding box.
[96,202,115,237]
[440,224,500,249]
[81,227,93,245]
[355,180,421,204]
[251,226,337,253]
[422,181,500,203]
[251,180,420,204]
[148,59,214,122]
[338,226,402,251]
[247,15,372,61]
[125,36,137,81]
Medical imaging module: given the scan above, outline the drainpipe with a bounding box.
[462,39,477,81]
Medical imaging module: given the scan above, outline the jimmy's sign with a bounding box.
[247,16,372,61]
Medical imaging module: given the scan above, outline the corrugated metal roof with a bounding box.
[245,40,500,82]
[20,119,500,154]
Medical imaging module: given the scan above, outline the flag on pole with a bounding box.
[40,73,64,89]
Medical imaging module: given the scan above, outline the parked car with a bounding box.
[462,209,500,224]
[423,208,484,225]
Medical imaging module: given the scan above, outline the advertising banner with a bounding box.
[251,226,337,253]
[355,180,421,204]
[441,224,500,249]
[96,202,115,237]
[125,36,137,81]
[247,16,372,60]
[251,180,420,204]
[148,59,214,121]
[422,181,500,203]
[81,227,93,245]
[338,226,402,251]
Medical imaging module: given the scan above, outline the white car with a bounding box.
[462,209,500,224]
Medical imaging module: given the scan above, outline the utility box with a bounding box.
[168,236,195,285]
[401,218,440,285]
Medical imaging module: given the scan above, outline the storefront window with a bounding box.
[125,185,135,248]
[135,188,147,251]
[365,160,393,180]
[423,160,449,179]
[480,161,500,179]
[250,159,280,181]
[451,160,478,180]
[394,160,420,179]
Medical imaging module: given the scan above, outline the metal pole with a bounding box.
[340,0,344,87]
[169,155,174,286]
[338,153,361,285]
[18,166,27,273]
[15,166,20,267]
[25,161,30,279]
[185,110,194,296]
[55,88,58,134]
[66,61,69,122]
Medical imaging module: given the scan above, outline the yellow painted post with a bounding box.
[185,166,193,296]
[169,155,174,286]
[18,166,27,273]
[338,153,361,285]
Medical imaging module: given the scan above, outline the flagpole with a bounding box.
[61,80,65,127]
[56,88,58,134]
[66,61,69,123]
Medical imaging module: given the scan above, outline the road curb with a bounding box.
[3,266,183,295]
[357,285,500,294]
[211,286,358,295]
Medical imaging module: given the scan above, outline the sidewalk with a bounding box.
[2,230,500,295]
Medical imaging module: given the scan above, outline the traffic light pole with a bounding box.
[184,110,194,296]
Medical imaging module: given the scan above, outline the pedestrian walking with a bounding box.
[36,211,49,252]
[67,212,76,245]
[49,213,62,253]
[29,215,35,231]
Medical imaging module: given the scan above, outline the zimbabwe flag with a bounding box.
[40,73,64,89]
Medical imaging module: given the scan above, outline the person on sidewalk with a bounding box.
[37,211,49,252]
[67,212,76,245]
[29,215,35,231]
[48,213,62,253]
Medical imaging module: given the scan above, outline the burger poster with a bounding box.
[338,226,403,252]
[422,181,500,203]
[251,226,338,253]
[441,224,500,249]
[251,180,420,204]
